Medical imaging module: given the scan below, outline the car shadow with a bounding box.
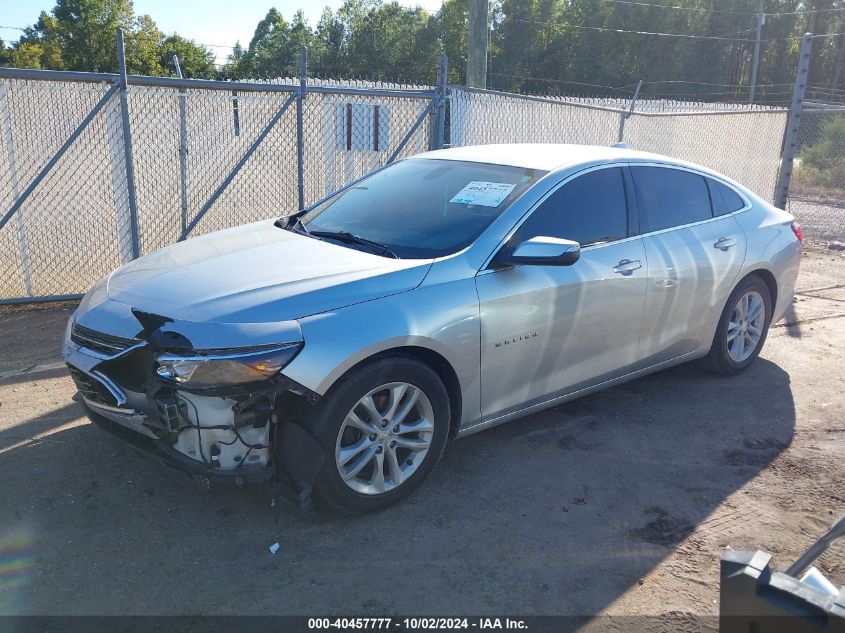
[0,358,794,616]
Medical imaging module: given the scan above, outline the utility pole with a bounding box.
[749,0,765,103]
[467,0,489,88]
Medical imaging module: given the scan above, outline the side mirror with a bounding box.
[496,236,581,267]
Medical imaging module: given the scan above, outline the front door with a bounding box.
[476,166,647,421]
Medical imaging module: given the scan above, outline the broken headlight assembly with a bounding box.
[155,342,302,389]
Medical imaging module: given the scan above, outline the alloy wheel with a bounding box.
[727,290,766,363]
[334,382,435,495]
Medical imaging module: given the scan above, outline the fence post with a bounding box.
[173,54,189,235]
[617,79,642,144]
[430,55,448,150]
[297,47,307,211]
[116,28,141,259]
[0,83,33,296]
[774,33,813,210]
[106,91,133,264]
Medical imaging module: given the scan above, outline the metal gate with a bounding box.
[0,31,447,304]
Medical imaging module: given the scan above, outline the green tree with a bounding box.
[39,0,134,72]
[313,7,346,72]
[160,34,216,78]
[236,8,294,76]
[6,0,213,77]
[435,0,469,84]
[127,13,165,75]
[5,0,841,103]
[344,2,434,78]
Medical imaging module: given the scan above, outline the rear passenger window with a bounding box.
[707,178,745,216]
[520,168,628,246]
[632,166,712,232]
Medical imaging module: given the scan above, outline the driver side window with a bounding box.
[519,167,629,246]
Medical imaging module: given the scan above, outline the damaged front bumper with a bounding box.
[62,290,320,485]
[81,399,274,484]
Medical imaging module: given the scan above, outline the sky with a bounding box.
[1,0,446,63]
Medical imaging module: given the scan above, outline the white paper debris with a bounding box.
[269,542,280,554]
[449,181,516,207]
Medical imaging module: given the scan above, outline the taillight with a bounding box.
[791,221,803,243]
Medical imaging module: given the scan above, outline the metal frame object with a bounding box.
[774,33,813,210]
[116,29,141,260]
[617,79,643,143]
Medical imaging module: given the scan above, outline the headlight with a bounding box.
[155,343,302,388]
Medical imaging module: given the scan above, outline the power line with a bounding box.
[804,31,845,39]
[602,0,753,15]
[511,17,760,41]
[643,79,792,87]
[766,6,845,17]
[513,17,845,43]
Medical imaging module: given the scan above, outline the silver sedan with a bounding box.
[62,144,802,513]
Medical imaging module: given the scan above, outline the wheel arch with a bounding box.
[699,266,780,360]
[328,345,463,439]
[740,268,778,311]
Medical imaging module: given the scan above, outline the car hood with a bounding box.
[105,220,433,323]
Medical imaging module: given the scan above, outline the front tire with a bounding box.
[311,355,450,514]
[700,275,772,376]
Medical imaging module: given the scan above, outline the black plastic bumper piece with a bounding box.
[277,421,325,487]
[82,401,273,485]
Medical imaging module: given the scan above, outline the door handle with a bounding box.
[714,237,737,251]
[613,259,642,275]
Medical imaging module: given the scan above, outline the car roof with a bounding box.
[414,143,691,173]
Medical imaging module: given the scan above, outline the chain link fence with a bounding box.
[0,62,441,303]
[449,87,787,209]
[789,105,845,244]
[0,79,130,299]
[2,46,844,304]
[448,87,845,247]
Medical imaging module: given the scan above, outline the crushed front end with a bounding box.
[62,284,318,486]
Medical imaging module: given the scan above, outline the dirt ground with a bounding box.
[0,248,843,619]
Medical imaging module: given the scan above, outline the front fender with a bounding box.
[281,276,482,432]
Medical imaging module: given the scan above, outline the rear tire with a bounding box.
[310,355,450,514]
[700,275,772,376]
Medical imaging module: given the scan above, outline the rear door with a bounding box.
[476,166,647,421]
[632,165,747,367]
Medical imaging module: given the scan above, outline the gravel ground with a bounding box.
[0,249,843,618]
[789,198,845,245]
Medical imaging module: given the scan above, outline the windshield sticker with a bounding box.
[449,181,516,207]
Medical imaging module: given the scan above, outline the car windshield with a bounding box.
[298,159,546,258]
